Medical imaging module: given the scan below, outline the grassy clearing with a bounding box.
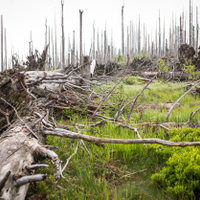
[27,76,200,199]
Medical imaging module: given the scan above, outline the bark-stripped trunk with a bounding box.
[1,15,3,72]
[79,10,83,66]
[4,28,7,70]
[121,6,124,56]
[61,0,65,69]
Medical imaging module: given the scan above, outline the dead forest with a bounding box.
[1,0,200,199]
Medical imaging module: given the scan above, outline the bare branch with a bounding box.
[165,81,200,122]
[188,107,200,124]
[0,97,39,140]
[127,72,158,121]
[14,174,47,186]
[44,129,200,147]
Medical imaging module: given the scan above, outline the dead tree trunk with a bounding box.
[79,10,83,66]
[0,69,62,200]
[121,5,124,56]
[4,28,7,70]
[159,10,161,57]
[61,0,65,69]
[138,15,141,55]
[189,0,192,46]
[51,28,55,67]
[93,22,95,60]
[54,14,58,68]
[1,15,3,72]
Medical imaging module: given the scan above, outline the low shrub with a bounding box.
[151,127,200,199]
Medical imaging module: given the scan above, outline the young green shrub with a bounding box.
[182,59,200,80]
[158,59,169,72]
[132,50,148,60]
[151,127,200,199]
[116,54,125,65]
[123,75,140,85]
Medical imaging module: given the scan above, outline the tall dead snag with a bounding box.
[54,14,58,68]
[29,31,32,56]
[68,35,71,65]
[163,17,165,56]
[127,26,129,58]
[93,22,95,60]
[61,0,65,69]
[79,10,83,66]
[1,15,3,72]
[121,5,124,56]
[180,16,183,46]
[138,15,141,55]
[159,10,161,57]
[104,29,107,63]
[45,19,47,48]
[51,28,55,67]
[155,19,157,57]
[97,28,100,63]
[189,0,192,46]
[71,30,75,66]
[196,6,199,53]
[4,28,7,70]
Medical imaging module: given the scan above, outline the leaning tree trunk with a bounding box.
[0,69,62,200]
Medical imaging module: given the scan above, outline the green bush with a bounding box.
[158,59,169,72]
[123,75,140,85]
[132,50,148,60]
[151,127,200,199]
[116,54,125,65]
[182,59,200,80]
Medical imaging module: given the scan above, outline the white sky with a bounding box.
[0,0,200,66]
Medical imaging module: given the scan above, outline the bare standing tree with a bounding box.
[1,15,3,72]
[45,19,47,48]
[196,6,199,53]
[138,15,141,55]
[104,28,107,63]
[97,28,100,63]
[4,28,7,70]
[79,10,83,66]
[68,35,71,65]
[159,10,161,57]
[93,21,95,60]
[54,14,58,68]
[51,28,55,67]
[163,17,165,56]
[61,0,65,69]
[189,0,192,46]
[127,26,129,56]
[29,31,32,56]
[71,30,75,66]
[48,26,51,69]
[121,5,124,56]
[180,16,183,46]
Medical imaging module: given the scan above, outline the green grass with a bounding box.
[27,77,200,199]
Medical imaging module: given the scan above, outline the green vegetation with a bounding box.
[182,59,200,80]
[158,59,169,72]
[28,77,200,199]
[152,127,200,199]
[116,54,125,66]
[132,50,148,60]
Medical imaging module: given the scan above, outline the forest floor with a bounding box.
[26,76,200,200]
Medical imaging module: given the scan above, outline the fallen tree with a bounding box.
[1,55,200,199]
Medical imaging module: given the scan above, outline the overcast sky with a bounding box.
[0,0,199,66]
